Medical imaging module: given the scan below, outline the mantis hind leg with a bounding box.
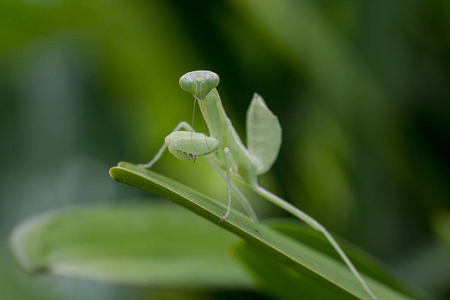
[252,184,377,300]
[138,121,194,169]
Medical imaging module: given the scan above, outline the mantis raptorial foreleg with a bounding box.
[138,121,257,221]
[139,71,377,300]
[138,121,193,169]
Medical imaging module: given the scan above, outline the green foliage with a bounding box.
[9,162,426,299]
[107,162,420,299]
[10,203,251,289]
[2,0,450,299]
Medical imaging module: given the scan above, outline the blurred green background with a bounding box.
[1,0,450,299]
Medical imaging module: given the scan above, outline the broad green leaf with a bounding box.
[109,162,419,299]
[268,220,417,294]
[234,241,352,300]
[9,202,252,289]
[250,220,431,300]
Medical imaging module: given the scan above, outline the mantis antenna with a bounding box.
[139,70,378,300]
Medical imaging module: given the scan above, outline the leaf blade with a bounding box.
[9,202,252,289]
[109,162,419,299]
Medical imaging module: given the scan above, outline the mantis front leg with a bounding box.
[138,123,257,221]
[138,121,193,169]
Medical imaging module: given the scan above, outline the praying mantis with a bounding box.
[139,70,377,300]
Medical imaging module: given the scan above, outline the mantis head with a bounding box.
[179,71,220,100]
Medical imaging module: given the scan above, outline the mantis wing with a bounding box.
[246,93,282,175]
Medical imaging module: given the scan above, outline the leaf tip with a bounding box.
[9,213,52,276]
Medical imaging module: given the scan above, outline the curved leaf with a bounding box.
[234,241,352,300]
[109,162,419,299]
[9,202,252,289]
[253,220,431,300]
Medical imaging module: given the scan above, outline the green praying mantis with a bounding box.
[138,71,377,300]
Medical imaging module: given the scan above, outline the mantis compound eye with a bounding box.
[179,71,220,100]
[207,72,220,88]
[179,75,191,93]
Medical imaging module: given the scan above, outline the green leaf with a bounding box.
[267,220,420,295]
[109,162,420,299]
[9,202,252,289]
[236,220,431,300]
[234,241,352,300]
